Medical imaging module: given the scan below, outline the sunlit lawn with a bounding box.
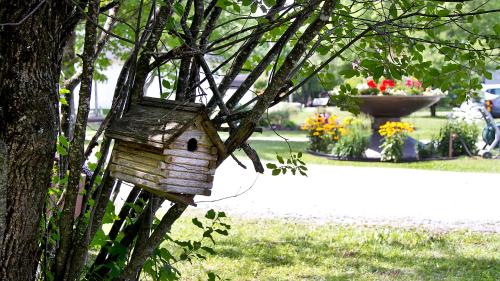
[174,214,500,281]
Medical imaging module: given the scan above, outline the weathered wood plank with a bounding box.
[208,160,217,169]
[106,132,165,148]
[140,97,204,112]
[163,149,217,161]
[114,151,160,168]
[111,171,158,190]
[144,187,197,206]
[159,177,213,189]
[160,162,215,175]
[111,171,196,205]
[164,156,209,167]
[112,157,163,175]
[109,164,160,183]
[115,144,165,161]
[160,184,211,196]
[164,170,210,181]
[117,140,163,154]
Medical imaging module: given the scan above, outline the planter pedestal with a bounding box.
[367,117,419,160]
[354,96,441,160]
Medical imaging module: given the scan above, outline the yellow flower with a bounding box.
[339,127,348,136]
[378,121,414,137]
[341,117,354,126]
[313,131,320,136]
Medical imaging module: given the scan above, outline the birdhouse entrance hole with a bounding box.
[187,138,198,152]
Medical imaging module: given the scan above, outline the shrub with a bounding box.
[333,119,370,159]
[379,121,414,162]
[434,121,479,157]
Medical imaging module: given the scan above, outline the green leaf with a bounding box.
[389,4,397,18]
[205,209,216,220]
[162,79,171,89]
[207,272,216,281]
[251,2,258,13]
[58,135,69,148]
[373,66,385,79]
[272,169,280,176]
[214,229,229,236]
[484,71,492,80]
[90,229,107,247]
[494,24,500,35]
[202,246,216,255]
[59,88,70,94]
[339,69,358,78]
[56,145,67,156]
[232,3,241,12]
[266,163,277,169]
[242,0,253,6]
[263,0,276,7]
[437,9,451,17]
[87,162,97,171]
[174,2,184,16]
[192,217,204,229]
[276,155,284,164]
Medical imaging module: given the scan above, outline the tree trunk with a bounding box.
[430,104,437,117]
[0,2,74,280]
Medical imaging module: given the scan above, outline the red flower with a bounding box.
[367,80,377,88]
[379,85,387,92]
[382,79,395,88]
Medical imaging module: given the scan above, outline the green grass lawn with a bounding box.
[173,214,500,281]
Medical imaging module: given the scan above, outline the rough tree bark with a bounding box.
[0,1,76,280]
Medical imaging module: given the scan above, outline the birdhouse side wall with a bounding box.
[109,141,164,189]
[160,126,217,196]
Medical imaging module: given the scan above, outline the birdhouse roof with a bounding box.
[106,97,225,156]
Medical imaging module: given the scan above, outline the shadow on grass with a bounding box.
[212,227,499,280]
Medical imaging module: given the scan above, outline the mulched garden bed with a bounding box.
[306,149,459,163]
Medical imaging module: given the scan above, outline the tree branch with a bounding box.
[54,1,101,279]
[117,203,188,281]
[225,0,337,155]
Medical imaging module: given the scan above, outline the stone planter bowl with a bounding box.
[355,95,441,118]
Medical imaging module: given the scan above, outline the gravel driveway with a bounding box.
[193,159,500,232]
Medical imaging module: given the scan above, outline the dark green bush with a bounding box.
[434,121,479,157]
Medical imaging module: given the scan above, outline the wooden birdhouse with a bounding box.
[105,97,225,205]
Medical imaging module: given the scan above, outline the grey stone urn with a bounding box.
[354,95,441,160]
